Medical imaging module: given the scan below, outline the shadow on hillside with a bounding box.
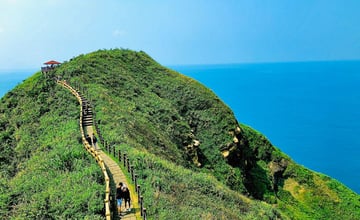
[244,162,274,200]
[105,166,118,219]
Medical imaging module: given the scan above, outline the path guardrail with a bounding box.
[56,80,111,220]
[103,144,148,219]
[62,79,149,220]
[71,81,148,220]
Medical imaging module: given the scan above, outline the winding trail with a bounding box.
[86,126,138,220]
[57,80,139,220]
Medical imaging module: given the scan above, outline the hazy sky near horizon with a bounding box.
[0,0,359,69]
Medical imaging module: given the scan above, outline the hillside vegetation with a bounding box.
[1,49,359,219]
[0,73,104,219]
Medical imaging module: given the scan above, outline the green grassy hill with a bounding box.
[1,49,359,219]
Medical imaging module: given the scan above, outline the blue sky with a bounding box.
[0,0,359,69]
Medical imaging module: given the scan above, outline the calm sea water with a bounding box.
[0,70,34,98]
[1,63,359,194]
[171,61,360,194]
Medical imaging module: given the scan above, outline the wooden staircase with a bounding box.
[81,95,93,127]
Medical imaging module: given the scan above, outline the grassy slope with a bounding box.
[57,49,359,219]
[0,49,359,219]
[0,73,104,219]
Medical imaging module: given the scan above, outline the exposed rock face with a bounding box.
[221,126,247,161]
[269,159,288,192]
[219,124,290,198]
[184,131,201,167]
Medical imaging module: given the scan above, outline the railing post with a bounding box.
[137,185,141,203]
[123,154,127,167]
[134,174,138,190]
[143,208,147,220]
[130,165,134,181]
[127,158,130,173]
[140,196,144,217]
[113,146,116,157]
[118,150,121,162]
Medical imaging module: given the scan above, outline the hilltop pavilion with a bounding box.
[41,60,61,74]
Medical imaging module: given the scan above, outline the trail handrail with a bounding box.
[56,80,111,220]
[60,79,148,219]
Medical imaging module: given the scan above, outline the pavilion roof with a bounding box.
[44,60,61,65]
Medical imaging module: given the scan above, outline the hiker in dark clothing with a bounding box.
[92,134,98,150]
[86,134,92,146]
[116,182,125,214]
[117,182,131,213]
[122,184,131,211]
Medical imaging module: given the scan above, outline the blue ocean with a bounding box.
[0,70,34,98]
[171,61,360,194]
[1,62,359,194]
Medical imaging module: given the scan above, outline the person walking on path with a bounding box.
[122,183,131,212]
[116,182,124,215]
[86,134,92,147]
[92,133,98,150]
